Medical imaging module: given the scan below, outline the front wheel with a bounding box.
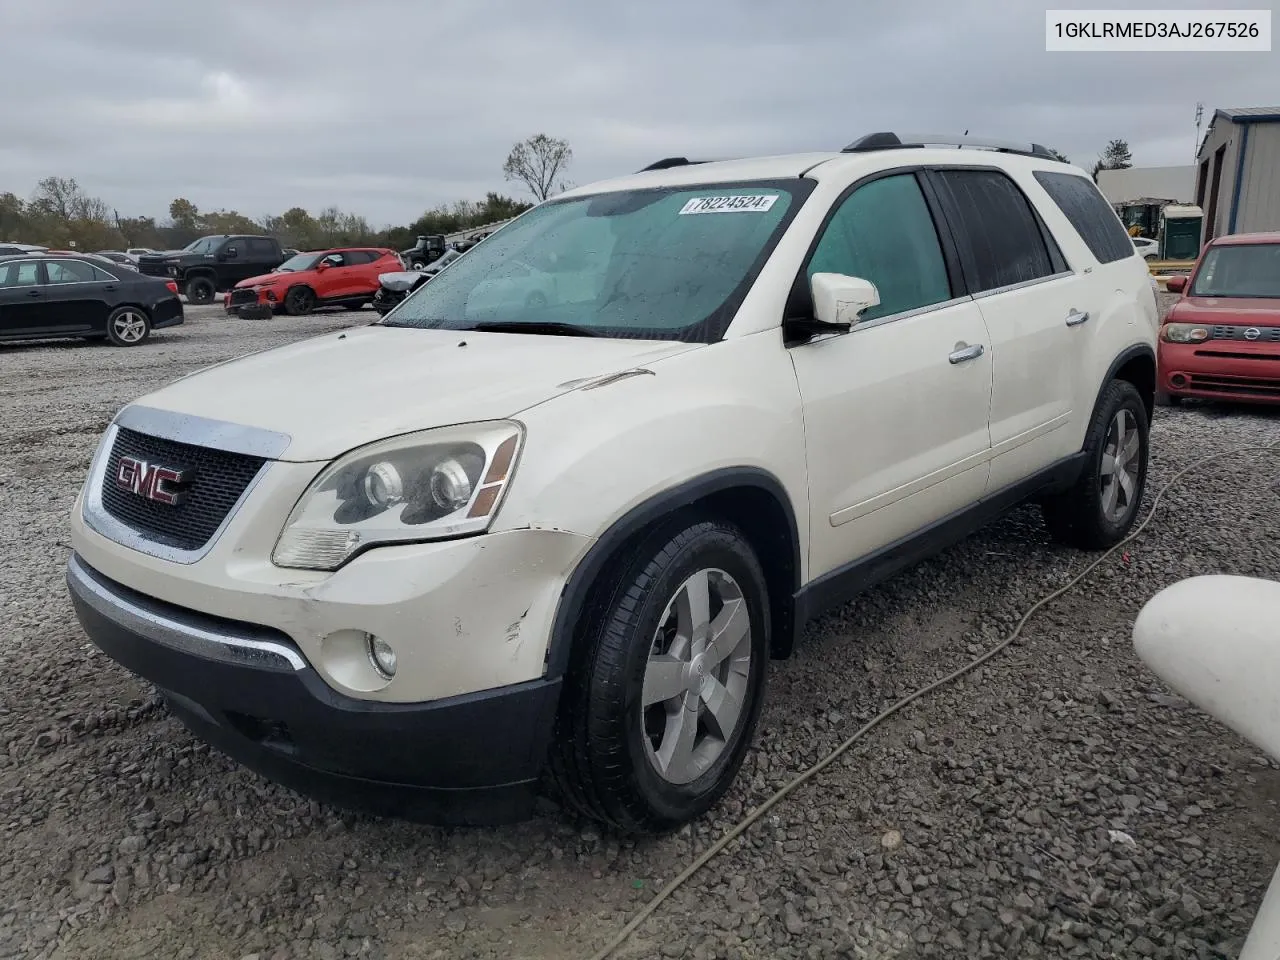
[283,286,315,316]
[1042,379,1149,549]
[549,519,770,834]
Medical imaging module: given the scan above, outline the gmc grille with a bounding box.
[100,428,267,552]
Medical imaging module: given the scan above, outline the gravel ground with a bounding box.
[3,297,1280,960]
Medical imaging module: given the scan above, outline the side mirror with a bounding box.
[813,273,879,326]
[785,273,880,341]
[220,247,238,261]
[316,260,330,271]
[1165,275,1187,294]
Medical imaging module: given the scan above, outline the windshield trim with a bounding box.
[1190,243,1280,299]
[376,177,817,343]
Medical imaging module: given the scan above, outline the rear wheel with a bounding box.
[105,306,151,347]
[549,518,769,834]
[284,286,316,316]
[184,276,215,304]
[1042,379,1149,549]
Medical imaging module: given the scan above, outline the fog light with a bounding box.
[1170,373,1188,388]
[368,635,397,679]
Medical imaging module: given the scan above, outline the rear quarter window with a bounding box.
[1033,171,1135,265]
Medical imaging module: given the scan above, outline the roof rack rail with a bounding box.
[841,132,1058,161]
[637,157,712,172]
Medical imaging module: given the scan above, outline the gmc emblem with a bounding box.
[115,456,192,506]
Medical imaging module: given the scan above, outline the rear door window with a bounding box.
[933,169,1060,293]
[1033,171,1135,264]
[44,260,99,284]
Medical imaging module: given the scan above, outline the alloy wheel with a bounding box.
[641,568,753,785]
[1100,408,1141,523]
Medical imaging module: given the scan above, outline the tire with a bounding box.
[185,276,215,304]
[548,518,770,834]
[283,286,316,316]
[104,306,151,347]
[410,260,427,271]
[1154,390,1181,407]
[1042,379,1149,550]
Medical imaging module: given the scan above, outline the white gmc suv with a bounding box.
[67,133,1160,834]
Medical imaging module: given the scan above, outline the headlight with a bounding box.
[272,421,523,571]
[1162,323,1211,343]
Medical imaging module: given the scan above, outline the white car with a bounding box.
[1132,236,1159,259]
[66,133,1159,833]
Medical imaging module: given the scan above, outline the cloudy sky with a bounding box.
[0,0,1275,227]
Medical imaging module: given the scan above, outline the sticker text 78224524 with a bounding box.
[678,195,780,215]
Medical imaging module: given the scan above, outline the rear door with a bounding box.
[0,260,47,337]
[42,258,115,333]
[788,170,994,580]
[343,250,381,297]
[927,167,1086,492]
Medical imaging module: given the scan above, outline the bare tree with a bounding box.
[503,134,573,202]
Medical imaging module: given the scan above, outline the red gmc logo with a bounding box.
[115,456,191,505]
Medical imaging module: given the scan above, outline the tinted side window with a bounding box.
[935,170,1055,293]
[807,173,952,323]
[45,260,98,284]
[0,261,40,287]
[344,250,375,265]
[90,265,117,281]
[245,237,275,256]
[1033,171,1135,264]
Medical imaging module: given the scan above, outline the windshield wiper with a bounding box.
[467,321,600,337]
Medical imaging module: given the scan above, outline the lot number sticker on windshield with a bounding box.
[678,194,779,215]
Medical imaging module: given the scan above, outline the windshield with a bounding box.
[1190,244,1280,299]
[381,179,812,341]
[182,237,221,255]
[276,252,323,273]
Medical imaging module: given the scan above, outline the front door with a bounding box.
[788,171,994,580]
[0,260,48,337]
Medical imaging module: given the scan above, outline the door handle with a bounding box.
[103,284,117,292]
[949,343,985,364]
[26,289,41,297]
[1065,309,1091,327]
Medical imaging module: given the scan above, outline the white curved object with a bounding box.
[1134,575,1280,760]
[1134,574,1280,960]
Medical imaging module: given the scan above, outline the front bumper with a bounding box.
[1159,340,1280,403]
[67,554,562,824]
[225,288,276,318]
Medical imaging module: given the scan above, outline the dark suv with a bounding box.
[137,235,285,304]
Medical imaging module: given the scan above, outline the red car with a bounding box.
[1158,232,1280,406]
[223,247,402,317]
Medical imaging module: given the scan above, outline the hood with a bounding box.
[130,325,703,461]
[378,270,428,291]
[138,249,187,261]
[235,271,287,288]
[1168,296,1280,326]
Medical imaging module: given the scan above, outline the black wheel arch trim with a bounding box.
[1099,343,1156,418]
[544,466,803,679]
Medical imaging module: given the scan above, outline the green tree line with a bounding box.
[0,176,532,253]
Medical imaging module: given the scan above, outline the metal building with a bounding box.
[1195,106,1280,246]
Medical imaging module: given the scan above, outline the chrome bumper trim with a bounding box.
[67,554,306,672]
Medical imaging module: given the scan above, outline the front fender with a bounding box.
[494,332,809,554]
